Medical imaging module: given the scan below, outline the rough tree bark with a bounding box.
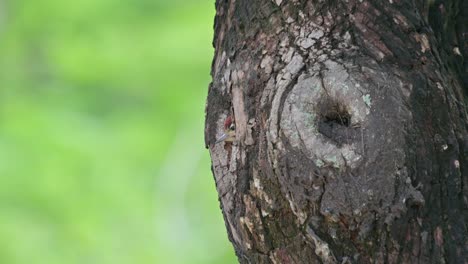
[205,0,467,263]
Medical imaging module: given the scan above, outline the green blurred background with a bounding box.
[0,0,236,263]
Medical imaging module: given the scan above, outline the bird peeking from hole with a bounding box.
[215,116,236,144]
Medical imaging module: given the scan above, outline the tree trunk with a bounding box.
[204,0,467,263]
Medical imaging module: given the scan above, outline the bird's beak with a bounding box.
[215,133,228,144]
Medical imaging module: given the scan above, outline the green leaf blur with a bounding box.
[0,0,236,263]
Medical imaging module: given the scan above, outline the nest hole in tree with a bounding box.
[316,96,353,145]
[317,97,351,127]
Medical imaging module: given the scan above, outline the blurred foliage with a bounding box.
[0,0,236,263]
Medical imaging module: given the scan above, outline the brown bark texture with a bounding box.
[204,0,468,263]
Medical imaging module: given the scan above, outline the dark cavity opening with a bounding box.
[324,111,350,127]
[317,97,353,146]
[318,98,351,127]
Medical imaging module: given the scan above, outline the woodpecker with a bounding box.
[215,116,236,144]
